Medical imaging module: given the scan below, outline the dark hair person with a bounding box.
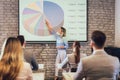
[73,41,81,64]
[91,30,106,49]
[57,41,86,72]
[17,35,38,70]
[74,30,119,80]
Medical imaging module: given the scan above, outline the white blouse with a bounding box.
[17,62,33,80]
[57,53,87,70]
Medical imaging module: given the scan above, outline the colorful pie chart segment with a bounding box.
[22,1,64,36]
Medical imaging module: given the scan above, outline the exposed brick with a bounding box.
[0,0,115,79]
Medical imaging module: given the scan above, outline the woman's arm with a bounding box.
[45,19,53,33]
[57,57,69,69]
[45,19,59,39]
[31,53,38,70]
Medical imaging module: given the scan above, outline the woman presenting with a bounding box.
[46,19,68,80]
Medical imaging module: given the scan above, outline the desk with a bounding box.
[33,64,45,80]
[33,72,45,80]
[62,72,85,80]
[62,72,75,80]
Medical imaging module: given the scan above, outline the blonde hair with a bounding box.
[0,37,24,80]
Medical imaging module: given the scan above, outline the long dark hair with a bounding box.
[73,41,81,64]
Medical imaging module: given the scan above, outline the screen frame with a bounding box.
[18,0,88,43]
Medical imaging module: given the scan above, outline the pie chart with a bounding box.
[22,1,64,36]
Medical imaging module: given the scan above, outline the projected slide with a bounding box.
[19,0,87,42]
[22,1,64,36]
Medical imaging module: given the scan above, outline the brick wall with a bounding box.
[115,0,120,47]
[0,0,115,79]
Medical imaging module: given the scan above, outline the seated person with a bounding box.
[57,41,86,72]
[104,46,120,61]
[74,30,120,80]
[0,37,33,80]
[17,35,38,70]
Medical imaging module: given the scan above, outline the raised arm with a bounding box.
[45,19,53,33]
[45,19,60,39]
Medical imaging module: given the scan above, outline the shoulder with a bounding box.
[23,62,31,66]
[67,54,75,61]
[107,54,119,61]
[18,62,32,76]
[20,62,32,74]
[80,54,95,63]
[67,54,74,58]
[17,62,33,80]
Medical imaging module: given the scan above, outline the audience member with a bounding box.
[57,41,86,72]
[74,30,120,80]
[17,35,38,70]
[0,37,33,80]
[46,19,68,80]
[104,46,120,61]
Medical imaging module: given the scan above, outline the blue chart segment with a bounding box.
[22,1,64,36]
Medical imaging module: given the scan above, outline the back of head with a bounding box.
[17,35,25,46]
[61,27,66,37]
[0,37,23,80]
[74,41,80,48]
[91,30,106,49]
